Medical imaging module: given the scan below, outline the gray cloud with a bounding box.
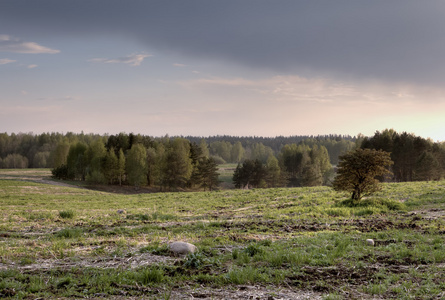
[0,35,60,54]
[1,1,445,84]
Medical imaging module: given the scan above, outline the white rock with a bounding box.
[169,241,197,255]
[366,239,375,246]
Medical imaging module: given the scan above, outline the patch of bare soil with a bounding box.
[38,179,86,189]
[0,252,325,299]
[210,216,425,235]
[0,252,177,272]
[163,285,323,300]
[86,286,323,300]
[82,183,162,194]
[408,209,445,220]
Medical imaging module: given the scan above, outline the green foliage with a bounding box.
[102,147,119,184]
[126,144,148,187]
[189,142,220,190]
[362,129,445,181]
[137,267,165,285]
[232,159,266,188]
[244,243,264,257]
[33,151,50,168]
[182,252,209,269]
[85,139,107,184]
[51,164,69,180]
[333,148,393,201]
[66,142,88,180]
[51,140,70,168]
[161,138,193,189]
[278,143,332,187]
[59,210,75,219]
[230,141,245,163]
[140,244,170,255]
[55,228,83,239]
[1,153,29,168]
[265,155,284,187]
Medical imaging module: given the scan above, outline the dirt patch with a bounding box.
[0,252,178,272]
[409,209,445,220]
[162,285,323,300]
[90,285,323,300]
[214,217,424,234]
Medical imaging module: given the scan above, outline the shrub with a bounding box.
[52,164,70,180]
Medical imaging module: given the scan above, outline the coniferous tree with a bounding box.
[233,159,266,189]
[161,138,192,189]
[198,157,220,190]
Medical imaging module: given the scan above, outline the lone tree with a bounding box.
[333,148,393,201]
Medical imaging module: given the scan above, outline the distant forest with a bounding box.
[0,132,356,168]
[0,130,444,190]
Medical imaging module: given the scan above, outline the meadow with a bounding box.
[0,169,445,299]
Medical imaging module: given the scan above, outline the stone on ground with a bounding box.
[169,241,197,255]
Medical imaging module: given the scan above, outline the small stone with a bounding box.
[169,241,197,255]
[366,239,375,246]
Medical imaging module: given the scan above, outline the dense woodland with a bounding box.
[0,130,444,190]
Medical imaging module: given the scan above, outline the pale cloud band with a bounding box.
[180,75,445,106]
[0,58,16,65]
[89,54,151,66]
[0,35,60,54]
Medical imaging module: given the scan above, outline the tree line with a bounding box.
[0,132,356,169]
[232,144,333,189]
[360,129,445,182]
[188,134,356,165]
[51,135,219,191]
[2,130,443,191]
[232,129,445,189]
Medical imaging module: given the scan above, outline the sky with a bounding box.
[1,1,445,141]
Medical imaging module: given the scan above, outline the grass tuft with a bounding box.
[59,210,75,219]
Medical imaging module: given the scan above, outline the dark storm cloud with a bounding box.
[2,0,445,84]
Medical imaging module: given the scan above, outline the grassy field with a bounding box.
[1,169,445,299]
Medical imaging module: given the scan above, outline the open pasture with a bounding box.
[1,170,445,299]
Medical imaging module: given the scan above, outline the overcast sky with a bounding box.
[1,1,445,141]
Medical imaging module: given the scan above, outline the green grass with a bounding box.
[1,171,445,298]
[217,163,237,188]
